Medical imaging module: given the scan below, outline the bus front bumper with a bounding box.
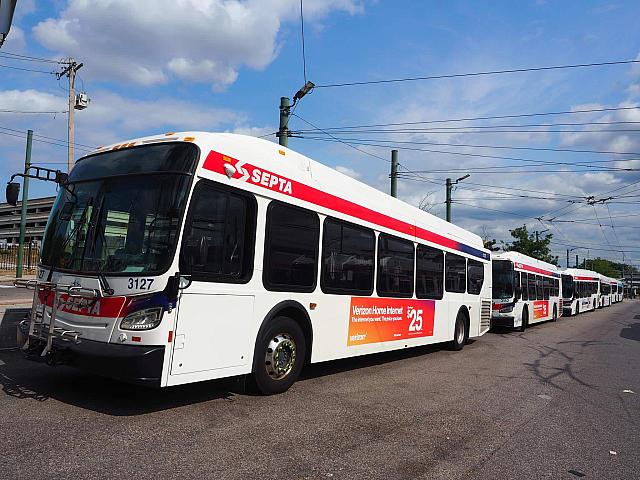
[491,315,515,328]
[26,336,165,387]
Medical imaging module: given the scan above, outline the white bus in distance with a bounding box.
[18,132,492,395]
[491,251,561,332]
[614,281,624,303]
[560,268,600,316]
[598,275,617,308]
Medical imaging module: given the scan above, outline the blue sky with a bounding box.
[1,0,639,268]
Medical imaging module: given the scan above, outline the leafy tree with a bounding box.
[579,257,638,277]
[502,224,559,265]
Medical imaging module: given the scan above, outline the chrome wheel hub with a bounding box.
[456,321,465,344]
[265,333,296,380]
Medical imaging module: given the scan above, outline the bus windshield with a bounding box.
[40,143,197,275]
[562,274,574,299]
[492,260,513,299]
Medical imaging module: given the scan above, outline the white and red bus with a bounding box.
[561,268,600,315]
[598,275,617,308]
[614,281,624,303]
[17,132,492,394]
[491,252,561,331]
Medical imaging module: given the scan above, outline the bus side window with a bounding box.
[528,273,536,301]
[445,253,466,293]
[377,233,414,298]
[467,259,484,295]
[521,273,528,301]
[513,271,521,300]
[416,245,444,300]
[180,182,256,283]
[543,277,550,300]
[263,201,319,292]
[321,218,374,295]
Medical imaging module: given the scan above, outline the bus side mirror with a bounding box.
[6,182,19,206]
[515,286,522,298]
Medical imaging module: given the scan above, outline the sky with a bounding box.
[1,0,639,270]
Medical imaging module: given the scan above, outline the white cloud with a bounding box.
[0,89,67,112]
[2,25,26,51]
[33,0,362,89]
[335,165,362,179]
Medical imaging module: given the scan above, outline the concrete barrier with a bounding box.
[0,307,30,349]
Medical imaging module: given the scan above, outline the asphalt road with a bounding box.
[1,301,639,479]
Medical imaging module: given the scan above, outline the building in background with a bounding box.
[0,196,55,245]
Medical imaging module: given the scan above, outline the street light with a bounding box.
[445,174,470,222]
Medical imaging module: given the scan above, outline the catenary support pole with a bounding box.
[16,129,32,279]
[278,97,290,147]
[390,149,398,198]
[445,178,452,222]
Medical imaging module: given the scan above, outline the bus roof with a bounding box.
[492,251,560,277]
[87,132,489,260]
[561,268,600,281]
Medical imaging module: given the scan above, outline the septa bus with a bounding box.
[598,274,617,308]
[491,251,561,331]
[613,281,624,303]
[560,268,600,316]
[17,132,492,394]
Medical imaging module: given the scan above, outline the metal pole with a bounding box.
[566,249,570,269]
[16,129,32,278]
[390,149,398,198]
[575,254,578,268]
[278,96,290,147]
[67,60,76,172]
[445,178,452,222]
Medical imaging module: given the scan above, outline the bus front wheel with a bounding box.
[250,316,306,395]
[518,308,529,332]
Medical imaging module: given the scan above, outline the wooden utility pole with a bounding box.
[57,59,83,172]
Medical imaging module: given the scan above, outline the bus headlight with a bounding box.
[499,305,514,313]
[120,307,163,331]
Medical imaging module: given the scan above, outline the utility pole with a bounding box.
[566,249,570,269]
[575,254,579,268]
[277,96,290,147]
[16,129,32,279]
[445,178,452,222]
[390,149,398,197]
[57,59,83,172]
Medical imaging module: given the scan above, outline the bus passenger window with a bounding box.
[543,277,551,300]
[445,253,466,293]
[416,245,444,300]
[377,233,414,298]
[513,271,521,300]
[535,275,543,300]
[521,273,528,301]
[528,273,536,300]
[264,202,319,292]
[321,218,374,295]
[467,260,484,295]
[181,182,256,282]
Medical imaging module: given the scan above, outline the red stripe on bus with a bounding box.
[39,292,127,318]
[573,276,598,281]
[513,262,556,277]
[203,150,466,255]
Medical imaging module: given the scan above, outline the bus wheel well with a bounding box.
[259,301,313,364]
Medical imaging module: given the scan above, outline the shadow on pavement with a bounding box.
[620,322,640,342]
[0,340,456,417]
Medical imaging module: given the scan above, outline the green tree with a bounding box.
[580,257,638,277]
[502,225,559,265]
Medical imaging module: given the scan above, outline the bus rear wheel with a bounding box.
[449,310,468,351]
[250,316,306,395]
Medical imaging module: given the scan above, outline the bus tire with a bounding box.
[552,305,558,322]
[518,307,528,332]
[449,309,468,351]
[576,303,580,315]
[250,316,306,395]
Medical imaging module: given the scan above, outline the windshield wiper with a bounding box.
[97,262,114,296]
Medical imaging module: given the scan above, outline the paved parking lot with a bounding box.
[1,301,639,479]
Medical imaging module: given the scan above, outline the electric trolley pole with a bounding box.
[390,149,398,197]
[277,96,290,147]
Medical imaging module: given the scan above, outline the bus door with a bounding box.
[170,181,257,376]
[171,288,254,375]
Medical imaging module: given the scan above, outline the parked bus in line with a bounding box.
[16,132,492,394]
[598,275,617,308]
[614,281,624,303]
[560,268,600,316]
[491,252,561,332]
